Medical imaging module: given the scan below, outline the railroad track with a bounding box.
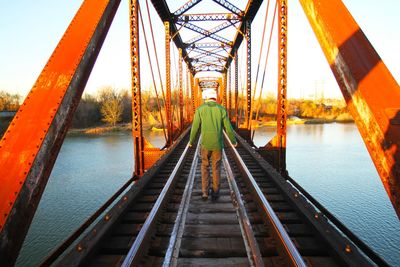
[50,130,385,266]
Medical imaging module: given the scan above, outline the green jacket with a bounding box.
[189,100,237,150]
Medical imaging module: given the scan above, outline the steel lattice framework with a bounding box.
[151,0,263,75]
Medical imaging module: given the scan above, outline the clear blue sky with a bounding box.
[0,0,399,99]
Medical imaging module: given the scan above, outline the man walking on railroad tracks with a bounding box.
[189,88,237,201]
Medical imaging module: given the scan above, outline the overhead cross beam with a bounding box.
[191,48,228,61]
[186,42,231,50]
[178,21,233,46]
[224,0,263,71]
[212,0,243,16]
[176,13,241,22]
[174,0,203,16]
[151,0,195,74]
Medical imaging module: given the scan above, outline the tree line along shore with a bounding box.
[0,88,353,136]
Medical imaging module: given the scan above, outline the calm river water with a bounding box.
[16,124,399,266]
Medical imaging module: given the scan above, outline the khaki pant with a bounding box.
[201,147,222,196]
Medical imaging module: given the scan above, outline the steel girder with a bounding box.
[130,0,145,177]
[150,0,195,73]
[176,13,241,22]
[179,21,234,47]
[186,42,231,50]
[174,0,203,16]
[212,0,243,16]
[224,0,263,71]
[165,21,173,146]
[299,0,400,217]
[179,48,184,132]
[151,0,262,76]
[0,0,122,264]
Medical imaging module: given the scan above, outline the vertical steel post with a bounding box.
[277,0,288,173]
[190,73,196,116]
[235,52,239,128]
[222,73,227,108]
[246,20,252,130]
[165,21,173,145]
[299,0,400,216]
[179,48,184,131]
[130,0,144,177]
[186,70,191,122]
[228,67,232,117]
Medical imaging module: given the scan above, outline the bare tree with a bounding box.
[98,87,123,126]
[0,91,20,111]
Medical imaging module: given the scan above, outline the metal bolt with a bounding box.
[345,244,352,253]
[314,213,319,219]
[77,244,83,252]
[294,192,299,198]
[105,215,110,221]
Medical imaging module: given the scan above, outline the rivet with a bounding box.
[93,229,97,234]
[4,213,7,217]
[77,244,83,252]
[123,196,128,201]
[345,244,352,253]
[9,202,12,206]
[314,213,319,219]
[294,193,299,198]
[105,215,110,221]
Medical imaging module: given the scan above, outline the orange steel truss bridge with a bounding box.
[0,0,399,266]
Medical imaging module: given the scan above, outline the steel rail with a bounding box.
[284,175,391,267]
[224,132,307,267]
[121,142,191,267]
[163,138,201,267]
[39,176,135,266]
[222,150,265,267]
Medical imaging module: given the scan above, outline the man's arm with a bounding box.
[189,109,201,146]
[222,108,237,146]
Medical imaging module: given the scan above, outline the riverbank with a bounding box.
[67,123,132,135]
[66,116,354,136]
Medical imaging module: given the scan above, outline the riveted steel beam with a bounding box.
[150,0,195,74]
[245,20,251,130]
[176,13,241,22]
[222,72,228,108]
[178,21,233,46]
[277,0,288,173]
[224,0,263,70]
[299,0,400,217]
[190,47,228,61]
[212,0,243,16]
[0,0,121,264]
[165,21,173,146]
[174,0,203,16]
[234,52,239,128]
[179,48,184,132]
[186,42,231,50]
[130,0,145,177]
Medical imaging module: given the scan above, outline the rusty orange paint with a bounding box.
[0,0,111,230]
[299,0,400,217]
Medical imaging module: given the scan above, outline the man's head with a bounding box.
[202,88,217,101]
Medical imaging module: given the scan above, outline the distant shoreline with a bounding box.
[66,118,354,136]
